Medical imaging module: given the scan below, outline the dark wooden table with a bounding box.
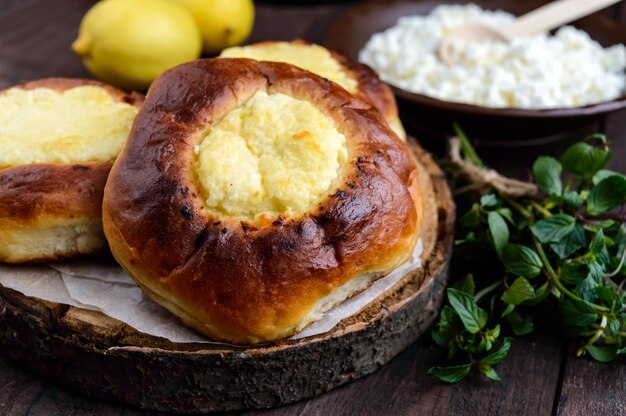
[1,1,626,415]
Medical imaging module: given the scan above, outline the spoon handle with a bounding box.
[504,0,622,40]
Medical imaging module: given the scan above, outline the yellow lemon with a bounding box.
[72,0,202,90]
[174,0,255,54]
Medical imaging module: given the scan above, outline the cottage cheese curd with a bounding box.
[0,86,138,168]
[195,91,348,219]
[359,4,626,109]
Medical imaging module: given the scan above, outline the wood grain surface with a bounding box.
[556,343,626,416]
[244,333,563,416]
[1,0,626,415]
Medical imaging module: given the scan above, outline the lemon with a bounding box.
[72,0,202,90]
[174,0,254,54]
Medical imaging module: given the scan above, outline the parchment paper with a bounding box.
[0,239,422,344]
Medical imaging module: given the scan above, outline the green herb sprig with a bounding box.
[429,126,626,383]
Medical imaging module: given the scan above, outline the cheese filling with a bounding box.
[220,42,359,93]
[194,91,348,219]
[0,86,138,169]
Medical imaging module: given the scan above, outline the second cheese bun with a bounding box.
[0,78,143,263]
[220,40,407,141]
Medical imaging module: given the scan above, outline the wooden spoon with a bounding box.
[439,0,622,65]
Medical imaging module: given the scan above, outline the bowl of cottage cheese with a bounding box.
[326,0,626,141]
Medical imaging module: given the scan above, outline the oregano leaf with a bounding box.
[496,207,514,224]
[460,203,481,228]
[531,214,576,244]
[584,345,617,363]
[478,364,501,381]
[561,299,598,327]
[501,277,535,305]
[481,337,513,366]
[592,169,625,185]
[587,175,626,215]
[562,191,584,209]
[481,194,498,208]
[590,229,606,255]
[502,244,543,278]
[533,156,562,196]
[506,311,534,335]
[447,288,487,334]
[488,211,509,257]
[428,364,472,383]
[437,306,462,339]
[431,330,448,348]
[560,261,589,285]
[561,142,610,180]
[501,304,514,317]
[452,274,476,295]
[549,224,586,259]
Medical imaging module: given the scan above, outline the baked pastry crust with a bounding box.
[103,58,422,344]
[221,40,406,140]
[329,44,406,140]
[0,78,143,263]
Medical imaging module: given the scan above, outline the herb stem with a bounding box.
[502,195,532,219]
[579,211,626,223]
[577,315,608,357]
[587,315,607,346]
[605,247,626,278]
[453,122,485,169]
[534,239,558,280]
[533,239,609,312]
[530,201,552,218]
[474,280,504,303]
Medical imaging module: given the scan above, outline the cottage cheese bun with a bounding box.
[220,40,406,140]
[0,78,143,263]
[102,58,422,344]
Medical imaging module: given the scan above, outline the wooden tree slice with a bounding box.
[0,141,454,413]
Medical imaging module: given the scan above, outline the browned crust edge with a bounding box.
[328,47,400,125]
[237,39,400,128]
[14,77,144,107]
[0,162,112,222]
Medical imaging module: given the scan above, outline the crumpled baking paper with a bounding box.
[0,239,422,344]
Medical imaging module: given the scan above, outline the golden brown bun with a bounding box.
[103,58,422,344]
[328,44,406,140]
[0,78,143,263]
[221,40,406,140]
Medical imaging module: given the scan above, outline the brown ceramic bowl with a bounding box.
[325,0,626,143]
